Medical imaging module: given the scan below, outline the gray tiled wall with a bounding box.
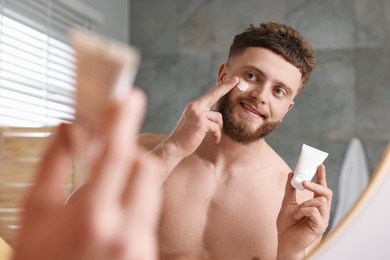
[130,0,390,227]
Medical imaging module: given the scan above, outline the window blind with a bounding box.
[0,0,101,126]
[0,0,101,245]
[0,126,78,245]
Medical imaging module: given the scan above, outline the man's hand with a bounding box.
[13,89,161,260]
[165,76,239,159]
[276,165,332,260]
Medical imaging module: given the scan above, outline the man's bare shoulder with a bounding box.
[265,143,292,172]
[138,133,168,151]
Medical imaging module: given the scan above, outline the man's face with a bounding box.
[216,47,302,144]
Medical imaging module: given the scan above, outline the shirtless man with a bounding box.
[140,22,332,259]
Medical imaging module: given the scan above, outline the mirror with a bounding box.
[307,142,390,258]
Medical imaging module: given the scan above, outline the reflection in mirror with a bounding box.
[308,142,390,259]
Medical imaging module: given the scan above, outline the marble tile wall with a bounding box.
[130,0,390,227]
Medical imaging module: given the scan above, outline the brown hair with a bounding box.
[228,22,316,89]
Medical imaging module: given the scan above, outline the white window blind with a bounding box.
[0,0,101,127]
[0,0,101,245]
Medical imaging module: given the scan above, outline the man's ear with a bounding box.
[217,63,227,83]
[280,101,295,122]
[287,101,295,111]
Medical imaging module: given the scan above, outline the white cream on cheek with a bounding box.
[237,78,250,91]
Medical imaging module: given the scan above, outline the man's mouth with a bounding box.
[240,102,266,118]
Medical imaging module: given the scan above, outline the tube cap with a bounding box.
[291,173,307,190]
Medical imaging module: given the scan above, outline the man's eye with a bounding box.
[245,72,257,81]
[274,87,286,97]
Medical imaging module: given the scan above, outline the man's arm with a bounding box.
[138,133,184,185]
[139,77,240,185]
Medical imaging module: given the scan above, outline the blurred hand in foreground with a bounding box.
[13,89,161,260]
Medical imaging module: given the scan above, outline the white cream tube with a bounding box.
[69,29,140,171]
[70,28,140,129]
[291,144,329,190]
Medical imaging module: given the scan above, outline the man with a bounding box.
[13,89,162,260]
[139,22,332,259]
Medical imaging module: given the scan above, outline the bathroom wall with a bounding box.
[80,0,130,42]
[130,0,390,226]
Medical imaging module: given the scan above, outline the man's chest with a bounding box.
[158,173,284,259]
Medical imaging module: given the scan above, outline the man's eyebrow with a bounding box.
[241,65,294,95]
[242,65,265,78]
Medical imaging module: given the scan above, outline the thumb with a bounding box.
[282,172,297,204]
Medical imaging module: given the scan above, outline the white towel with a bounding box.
[330,137,369,230]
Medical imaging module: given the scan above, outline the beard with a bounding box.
[217,95,280,144]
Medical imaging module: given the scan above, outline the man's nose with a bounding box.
[250,84,270,104]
